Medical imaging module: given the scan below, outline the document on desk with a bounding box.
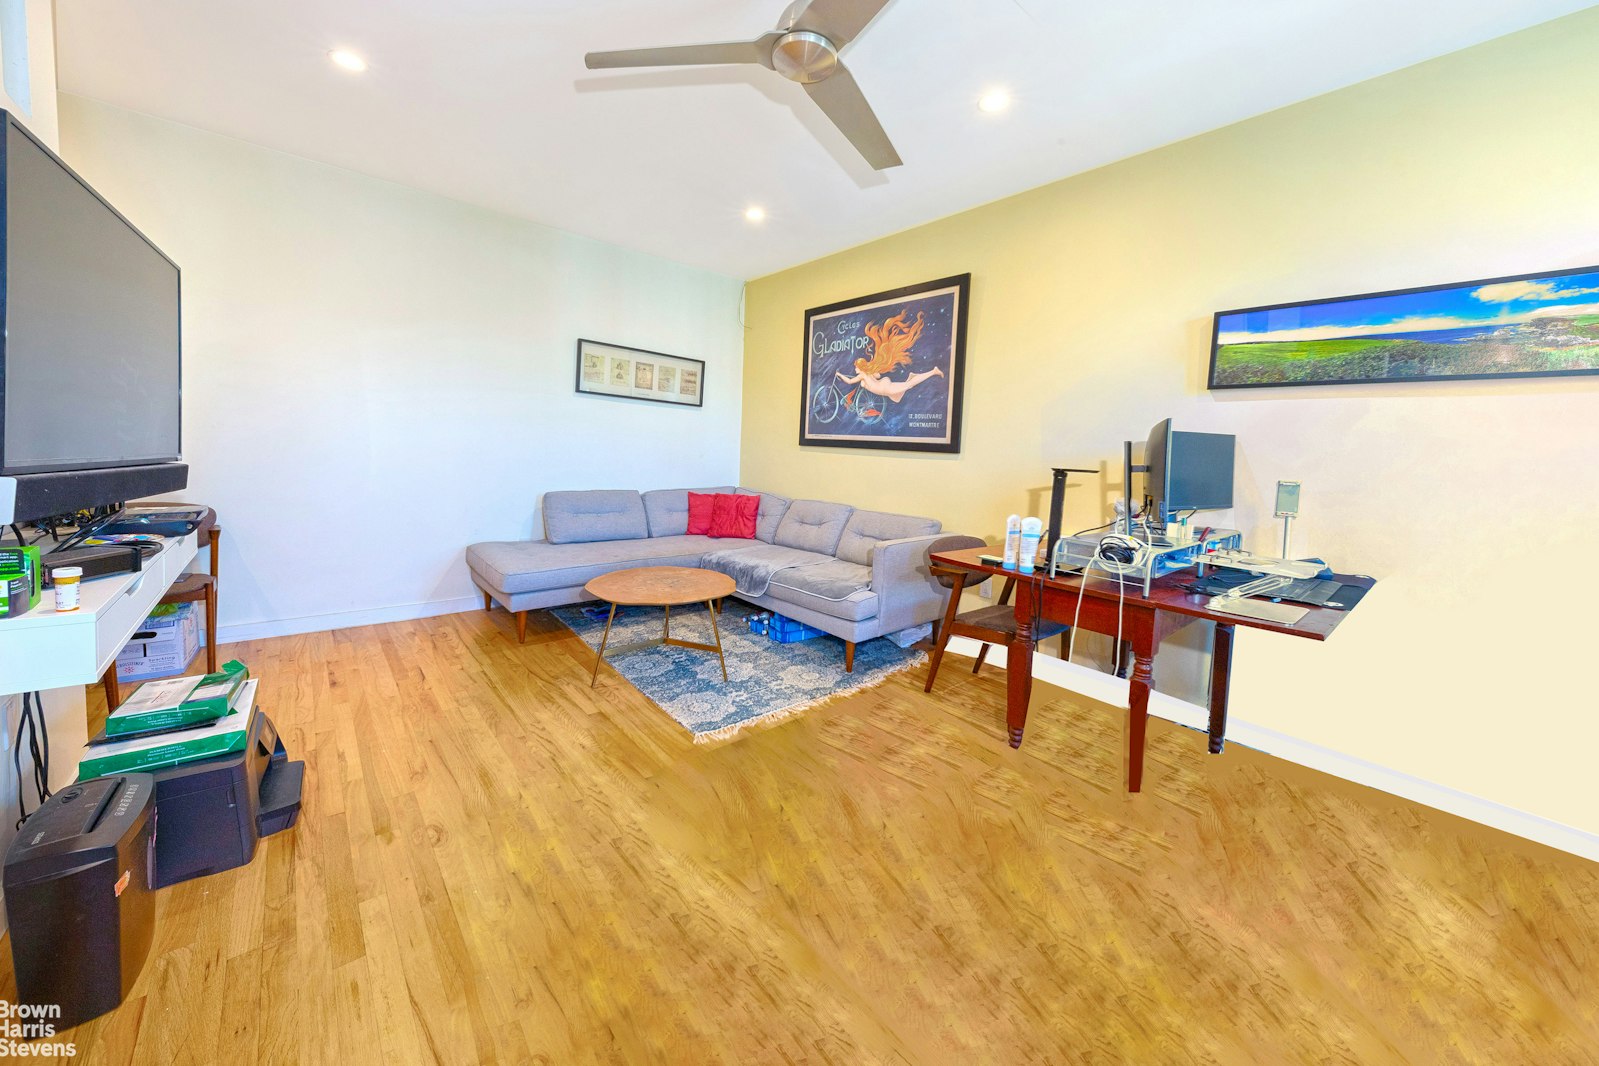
[1208,596,1309,625]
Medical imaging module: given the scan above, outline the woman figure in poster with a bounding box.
[834,307,944,403]
[834,364,944,403]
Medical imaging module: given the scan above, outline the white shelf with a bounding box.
[0,532,198,693]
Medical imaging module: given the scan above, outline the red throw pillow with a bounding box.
[708,493,759,539]
[686,492,716,535]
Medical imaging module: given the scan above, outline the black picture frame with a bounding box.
[799,273,970,453]
[1209,263,1599,390]
[575,339,704,407]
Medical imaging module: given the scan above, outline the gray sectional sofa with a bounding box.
[466,487,948,671]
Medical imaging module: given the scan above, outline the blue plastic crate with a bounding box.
[749,612,825,643]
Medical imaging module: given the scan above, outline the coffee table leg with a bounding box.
[591,602,617,687]
[664,603,671,641]
[706,600,728,682]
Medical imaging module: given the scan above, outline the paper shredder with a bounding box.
[3,774,156,1030]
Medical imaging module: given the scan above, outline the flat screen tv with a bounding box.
[0,112,185,524]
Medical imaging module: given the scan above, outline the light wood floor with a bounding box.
[11,607,1599,1064]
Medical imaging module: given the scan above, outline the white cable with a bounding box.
[1066,539,1135,677]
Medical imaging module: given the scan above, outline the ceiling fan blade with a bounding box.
[792,0,895,49]
[585,39,768,70]
[803,63,901,170]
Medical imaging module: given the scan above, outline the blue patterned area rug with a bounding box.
[551,599,926,743]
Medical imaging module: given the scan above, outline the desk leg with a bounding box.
[1209,623,1234,754]
[1006,587,1036,748]
[1128,643,1155,793]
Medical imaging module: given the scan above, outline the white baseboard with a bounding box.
[944,636,1599,864]
[216,595,483,645]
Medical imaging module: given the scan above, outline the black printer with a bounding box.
[144,708,303,887]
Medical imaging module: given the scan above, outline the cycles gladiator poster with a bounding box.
[800,274,969,453]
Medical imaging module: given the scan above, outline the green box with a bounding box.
[81,691,256,779]
[0,544,42,605]
[0,571,37,618]
[106,659,250,735]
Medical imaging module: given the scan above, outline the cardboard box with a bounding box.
[116,603,200,682]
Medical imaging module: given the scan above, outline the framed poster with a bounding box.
[576,339,704,407]
[800,274,969,452]
[1210,264,1599,389]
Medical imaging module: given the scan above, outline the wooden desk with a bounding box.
[929,546,1370,792]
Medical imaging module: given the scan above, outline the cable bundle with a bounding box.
[13,691,52,829]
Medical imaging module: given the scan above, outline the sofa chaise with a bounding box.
[465,487,948,671]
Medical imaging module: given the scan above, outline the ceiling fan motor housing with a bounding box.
[771,30,838,83]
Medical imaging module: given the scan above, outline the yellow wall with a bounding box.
[741,9,1599,835]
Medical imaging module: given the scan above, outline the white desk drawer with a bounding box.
[0,532,199,694]
[93,568,165,676]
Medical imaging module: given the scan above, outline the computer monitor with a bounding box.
[1137,418,1236,525]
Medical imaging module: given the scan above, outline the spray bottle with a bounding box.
[1018,517,1043,574]
[1001,515,1022,570]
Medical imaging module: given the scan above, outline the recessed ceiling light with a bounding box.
[329,49,368,73]
[977,88,1011,114]
[744,205,766,223]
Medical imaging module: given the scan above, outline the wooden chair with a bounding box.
[100,509,220,710]
[924,535,1071,694]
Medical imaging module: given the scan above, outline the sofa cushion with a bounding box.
[735,488,793,543]
[772,499,854,556]
[835,509,943,566]
[686,493,714,535]
[642,486,735,537]
[708,493,759,539]
[765,560,878,622]
[543,490,649,545]
[467,535,722,595]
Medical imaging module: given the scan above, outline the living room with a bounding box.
[1,1,1597,1061]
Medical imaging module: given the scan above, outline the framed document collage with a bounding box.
[576,339,704,407]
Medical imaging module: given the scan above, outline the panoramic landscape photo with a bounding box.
[1211,267,1599,387]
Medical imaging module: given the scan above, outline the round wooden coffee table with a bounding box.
[583,566,736,687]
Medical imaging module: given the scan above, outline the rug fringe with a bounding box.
[691,651,928,745]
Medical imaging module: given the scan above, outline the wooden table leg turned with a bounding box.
[1127,641,1155,793]
[1006,581,1037,747]
[1209,622,1235,754]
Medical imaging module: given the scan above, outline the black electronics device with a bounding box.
[0,111,185,524]
[100,506,208,538]
[40,542,156,585]
[142,710,304,887]
[3,774,157,1030]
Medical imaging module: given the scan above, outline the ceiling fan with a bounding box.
[585,0,902,171]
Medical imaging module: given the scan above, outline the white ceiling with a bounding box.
[57,0,1594,280]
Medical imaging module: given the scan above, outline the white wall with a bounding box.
[58,95,745,639]
[0,0,58,148]
[741,10,1599,845]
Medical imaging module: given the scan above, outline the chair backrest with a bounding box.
[925,535,987,589]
